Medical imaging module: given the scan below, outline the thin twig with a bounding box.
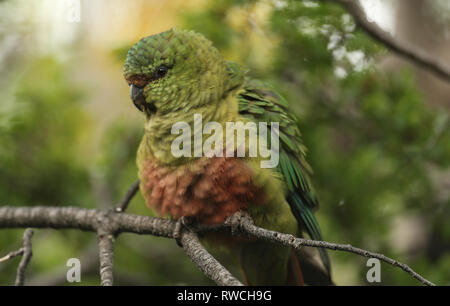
[115,180,140,213]
[322,0,450,82]
[0,249,24,263]
[228,213,436,287]
[15,228,34,286]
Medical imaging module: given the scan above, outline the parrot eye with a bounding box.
[155,65,168,78]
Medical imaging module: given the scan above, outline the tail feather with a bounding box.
[296,246,334,285]
[288,193,331,276]
[285,250,304,286]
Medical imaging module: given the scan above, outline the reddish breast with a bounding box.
[140,157,265,224]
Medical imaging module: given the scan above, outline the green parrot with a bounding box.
[123,28,332,285]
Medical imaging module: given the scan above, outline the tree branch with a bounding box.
[225,212,436,287]
[0,206,436,286]
[323,0,450,82]
[15,229,34,286]
[180,229,243,286]
[98,230,115,286]
[0,228,34,285]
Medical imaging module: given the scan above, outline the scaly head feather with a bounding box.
[123,29,243,117]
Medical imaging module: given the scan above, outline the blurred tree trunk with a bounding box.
[390,0,450,109]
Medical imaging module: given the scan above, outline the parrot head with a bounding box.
[123,29,235,117]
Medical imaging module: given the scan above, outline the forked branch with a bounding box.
[0,204,435,286]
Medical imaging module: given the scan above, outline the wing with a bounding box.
[233,68,331,276]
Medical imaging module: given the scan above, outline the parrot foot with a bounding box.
[173,216,193,247]
[225,210,252,236]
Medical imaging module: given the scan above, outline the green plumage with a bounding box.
[236,74,331,276]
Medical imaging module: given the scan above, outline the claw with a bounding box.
[173,216,193,247]
[225,210,251,235]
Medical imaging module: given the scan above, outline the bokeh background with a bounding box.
[0,0,449,285]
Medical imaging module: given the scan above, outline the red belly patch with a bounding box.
[140,157,265,224]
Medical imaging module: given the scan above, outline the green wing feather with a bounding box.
[230,63,331,275]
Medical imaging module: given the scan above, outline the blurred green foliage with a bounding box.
[0,58,91,206]
[0,0,448,285]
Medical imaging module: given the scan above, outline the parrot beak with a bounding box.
[130,84,146,112]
